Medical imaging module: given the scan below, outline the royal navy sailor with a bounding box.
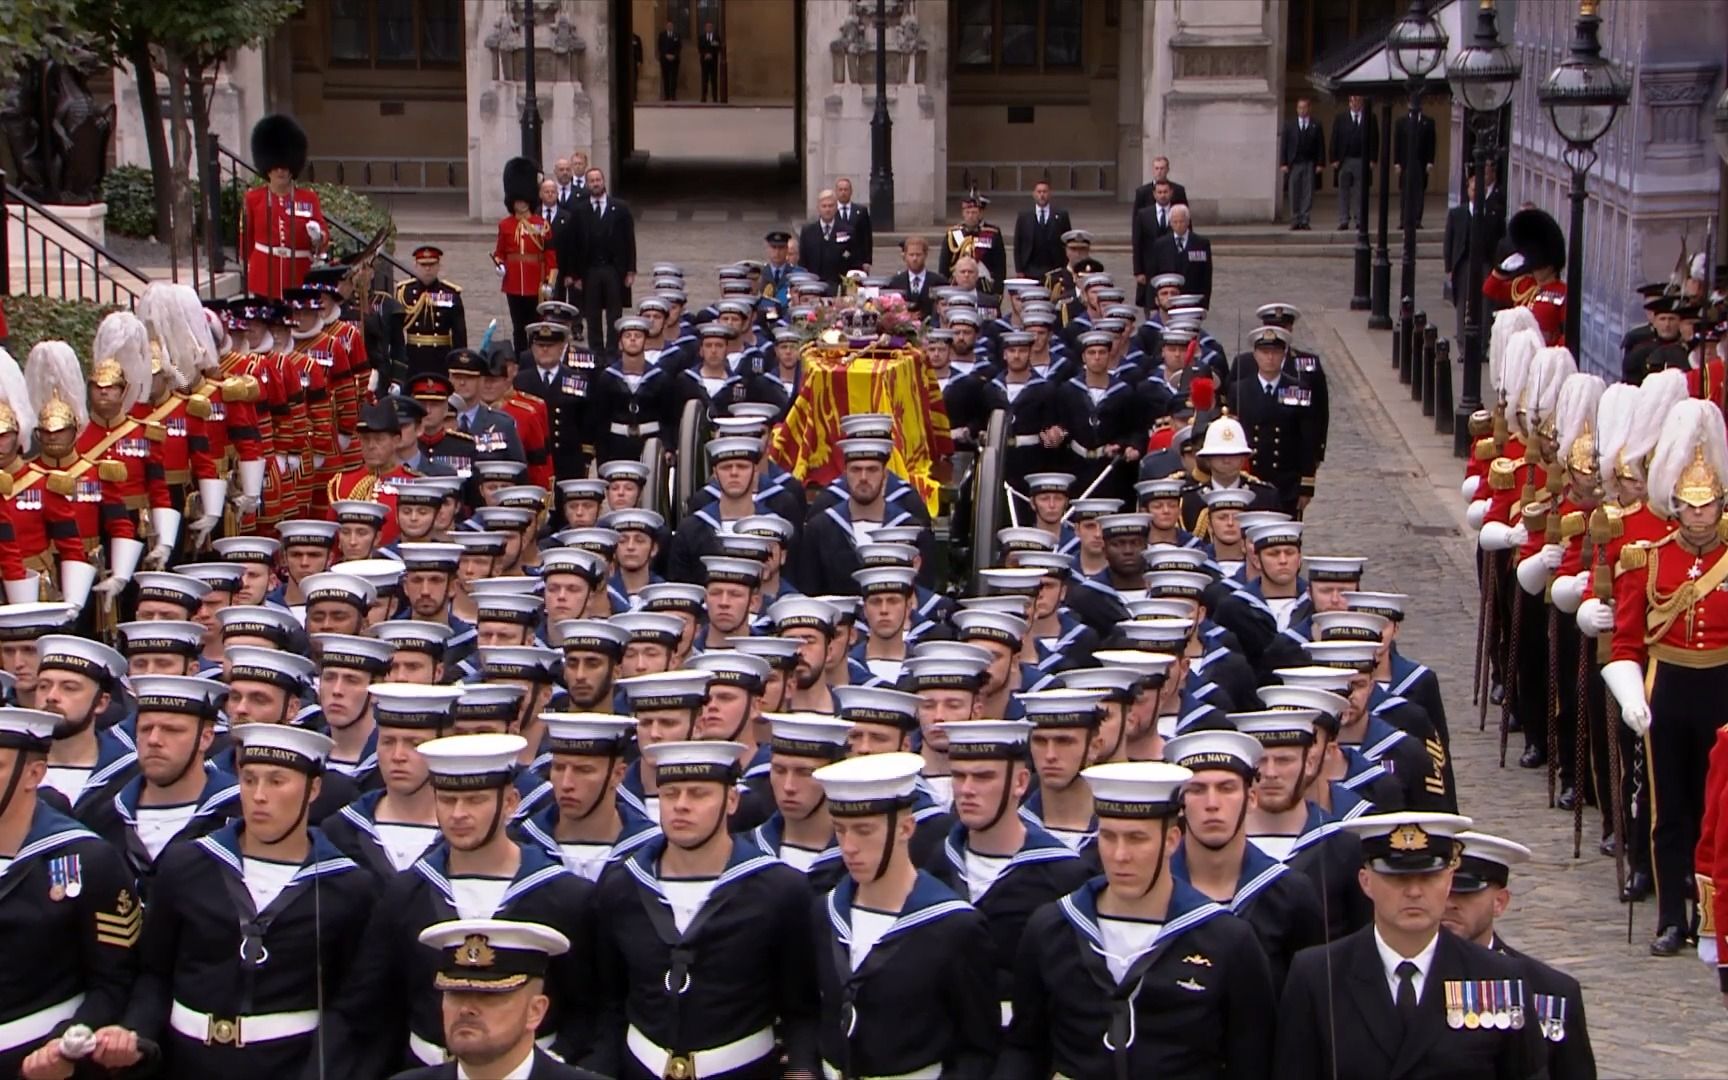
[322,684,463,878]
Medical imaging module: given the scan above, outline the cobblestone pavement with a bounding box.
[421,213,1722,1076]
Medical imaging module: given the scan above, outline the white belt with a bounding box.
[1010,434,1042,447]
[821,1063,939,1080]
[1000,1000,1013,1027]
[169,1000,318,1046]
[0,994,83,1051]
[609,421,661,437]
[627,1024,776,1077]
[411,1029,556,1066]
[1068,442,1110,460]
[253,242,312,259]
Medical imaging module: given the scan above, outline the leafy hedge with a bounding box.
[102,165,394,261]
[3,294,120,362]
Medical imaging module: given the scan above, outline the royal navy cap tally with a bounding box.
[368,683,464,729]
[341,559,407,594]
[1274,665,1355,693]
[398,542,465,574]
[978,566,1048,596]
[313,633,395,674]
[768,596,840,633]
[702,556,764,588]
[226,645,317,690]
[453,683,527,723]
[901,654,989,690]
[117,619,205,658]
[637,583,707,615]
[37,635,125,682]
[301,572,377,611]
[832,685,921,730]
[940,719,1033,760]
[1233,707,1323,746]
[371,620,457,655]
[419,733,526,790]
[539,547,608,583]
[177,563,245,592]
[813,751,922,816]
[1247,521,1304,550]
[1303,556,1366,582]
[1302,640,1379,672]
[644,739,745,784]
[542,713,635,755]
[232,723,333,773]
[479,645,562,683]
[1083,761,1193,819]
[558,527,621,555]
[600,508,666,536]
[472,592,545,626]
[0,707,58,751]
[130,674,226,718]
[1312,610,1391,643]
[728,636,802,670]
[618,670,712,711]
[1015,688,1108,726]
[278,519,341,547]
[687,650,771,691]
[766,713,852,760]
[610,612,686,647]
[1343,591,1407,621]
[213,536,281,564]
[1453,831,1533,892]
[554,619,629,656]
[951,608,1029,647]
[996,527,1058,554]
[132,572,210,610]
[1055,667,1143,703]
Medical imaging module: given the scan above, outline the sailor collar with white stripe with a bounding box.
[1169,837,1289,913]
[825,869,974,948]
[113,766,239,826]
[0,801,99,880]
[822,502,917,536]
[193,821,357,882]
[1054,875,1227,980]
[751,813,843,869]
[623,831,782,897]
[518,802,661,865]
[411,834,572,907]
[941,818,1080,888]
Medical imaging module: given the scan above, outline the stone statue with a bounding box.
[1,56,115,204]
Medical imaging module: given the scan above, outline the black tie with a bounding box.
[1178,236,1186,253]
[1159,208,1166,229]
[1395,961,1419,1025]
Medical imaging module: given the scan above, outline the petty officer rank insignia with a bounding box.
[1443,979,1526,1031]
[47,853,82,901]
[96,888,142,948]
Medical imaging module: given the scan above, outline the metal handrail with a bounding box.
[952,159,1117,198]
[0,172,152,310]
[211,139,413,287]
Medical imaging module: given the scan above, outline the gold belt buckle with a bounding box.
[208,1016,242,1046]
[663,1053,694,1080]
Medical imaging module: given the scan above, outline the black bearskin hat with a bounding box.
[503,157,540,212]
[1507,208,1566,275]
[250,114,309,178]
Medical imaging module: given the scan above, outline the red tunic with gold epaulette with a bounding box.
[1610,533,1728,668]
[219,351,272,463]
[493,215,556,297]
[502,391,552,489]
[130,393,207,499]
[35,452,136,545]
[1484,272,1567,346]
[1689,358,1727,414]
[1483,443,1545,530]
[76,412,166,515]
[0,458,63,577]
[325,465,417,546]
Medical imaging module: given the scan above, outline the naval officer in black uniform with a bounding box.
[1225,325,1324,516]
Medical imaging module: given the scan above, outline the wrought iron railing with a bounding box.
[0,171,152,310]
[306,156,466,194]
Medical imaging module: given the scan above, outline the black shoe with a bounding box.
[1290,223,1301,230]
[1338,222,1351,231]
[1621,871,1653,902]
[1650,925,1686,956]
[1557,786,1578,811]
[1490,683,1505,705]
[1519,745,1546,769]
[1600,834,1620,857]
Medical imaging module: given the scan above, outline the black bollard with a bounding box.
[1421,322,1438,415]
[1434,339,1455,438]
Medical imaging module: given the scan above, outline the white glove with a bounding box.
[313,454,327,471]
[1477,520,1528,552]
[109,537,144,583]
[369,370,382,394]
[288,454,303,476]
[496,263,507,279]
[1516,552,1553,595]
[234,495,261,516]
[188,515,219,549]
[57,561,95,611]
[91,575,127,600]
[306,221,324,247]
[2,573,38,605]
[1499,252,1526,275]
[144,545,172,571]
[1601,658,1651,736]
[338,434,353,451]
[275,453,291,475]
[1576,597,1614,636]
[1701,935,1719,967]
[1462,475,1481,501]
[1551,571,1590,614]
[239,458,267,500]
[1537,543,1565,571]
[1465,498,1490,531]
[57,1024,95,1060]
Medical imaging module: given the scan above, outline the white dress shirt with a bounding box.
[1374,926,1440,1004]
[458,1045,535,1079]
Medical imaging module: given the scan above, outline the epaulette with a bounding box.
[186,394,212,421]
[1487,457,1520,491]
[445,281,462,293]
[0,474,14,499]
[393,280,411,299]
[99,461,126,483]
[45,471,74,497]
[1588,506,1623,545]
[1560,511,1586,542]
[1618,543,1648,573]
[221,375,261,403]
[1472,436,1497,462]
[141,420,165,443]
[444,430,475,442]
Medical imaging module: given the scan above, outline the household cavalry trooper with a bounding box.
[140,282,238,553]
[0,353,86,603]
[590,739,818,1079]
[85,313,176,560]
[514,712,659,882]
[748,712,851,892]
[398,245,468,380]
[927,719,1091,1030]
[319,732,599,1077]
[91,724,374,1080]
[808,751,999,1078]
[1000,760,1274,1079]
[0,707,140,1080]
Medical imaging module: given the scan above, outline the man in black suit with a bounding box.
[886,235,946,316]
[1131,179,1178,309]
[1280,97,1326,231]
[1330,93,1376,230]
[515,320,593,481]
[1441,830,1597,1080]
[697,20,722,102]
[1394,109,1438,228]
[1149,205,1213,309]
[1012,179,1070,283]
[656,19,681,100]
[574,167,636,352]
[833,176,872,273]
[1275,813,1548,1080]
[1130,154,1189,221]
[1442,173,1475,336]
[798,189,851,288]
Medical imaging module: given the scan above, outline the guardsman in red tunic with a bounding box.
[1602,399,1728,958]
[493,156,557,354]
[238,114,327,299]
[1685,311,1725,411]
[84,313,175,555]
[1697,726,1728,977]
[139,282,233,553]
[1484,207,1568,347]
[482,347,553,490]
[304,265,365,471]
[326,399,422,547]
[273,295,323,522]
[0,352,64,602]
[285,284,346,516]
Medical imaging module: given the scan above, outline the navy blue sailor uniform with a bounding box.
[588,361,678,465]
[1056,373,1148,504]
[800,501,938,597]
[320,789,445,880]
[980,372,1062,485]
[1170,839,1325,993]
[749,813,848,893]
[42,726,138,824]
[82,766,239,901]
[513,801,660,884]
[1250,801,1376,942]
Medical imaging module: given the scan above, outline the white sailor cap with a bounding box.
[614,315,652,334]
[995,526,1058,554]
[951,608,1029,647]
[226,645,317,691]
[394,482,451,507]
[1257,302,1302,324]
[554,619,630,656]
[452,683,527,723]
[728,636,803,670]
[1082,761,1192,819]
[1163,729,1262,776]
[1117,618,1194,650]
[600,508,667,535]
[836,437,894,462]
[395,539,466,573]
[1024,472,1076,496]
[940,719,1033,760]
[1246,521,1305,550]
[618,670,713,711]
[1303,556,1367,582]
[715,530,775,563]
[1150,273,1186,291]
[557,478,608,502]
[368,683,464,729]
[956,596,1031,618]
[999,331,1035,348]
[117,619,204,658]
[832,685,921,731]
[901,655,989,691]
[340,558,408,594]
[541,713,635,755]
[707,437,764,464]
[1080,273,1115,289]
[1159,326,1196,347]
[1055,667,1143,703]
[539,547,609,582]
[638,583,707,614]
[0,707,58,751]
[852,565,916,595]
[977,566,1048,596]
[644,739,746,784]
[1340,812,1474,875]
[557,527,622,555]
[1016,551,1074,578]
[36,635,125,682]
[1343,591,1407,620]
[1301,640,1379,672]
[473,460,530,483]
[766,713,852,760]
[1135,478,1187,503]
[730,402,781,422]
[478,645,563,683]
[610,612,686,646]
[1125,598,1194,621]
[1201,487,1256,511]
[1258,684,1349,725]
[176,563,245,592]
[418,733,527,790]
[836,413,893,439]
[213,536,281,564]
[132,571,210,610]
[1078,330,1115,350]
[313,633,395,674]
[452,531,510,558]
[473,506,538,532]
[130,674,225,718]
[332,499,390,526]
[767,596,840,633]
[1015,688,1107,727]
[1092,650,1177,680]
[370,620,456,655]
[231,723,333,773]
[733,517,796,550]
[813,751,923,816]
[301,572,377,611]
[855,543,918,571]
[946,308,981,327]
[702,556,764,588]
[1233,708,1324,747]
[1237,512,1294,534]
[910,640,995,664]
[472,592,545,626]
[1096,513,1152,540]
[420,918,570,993]
[1274,665,1356,693]
[1453,831,1533,891]
[711,415,771,437]
[494,486,550,512]
[1312,610,1391,644]
[1066,498,1123,521]
[277,519,341,547]
[686,650,771,691]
